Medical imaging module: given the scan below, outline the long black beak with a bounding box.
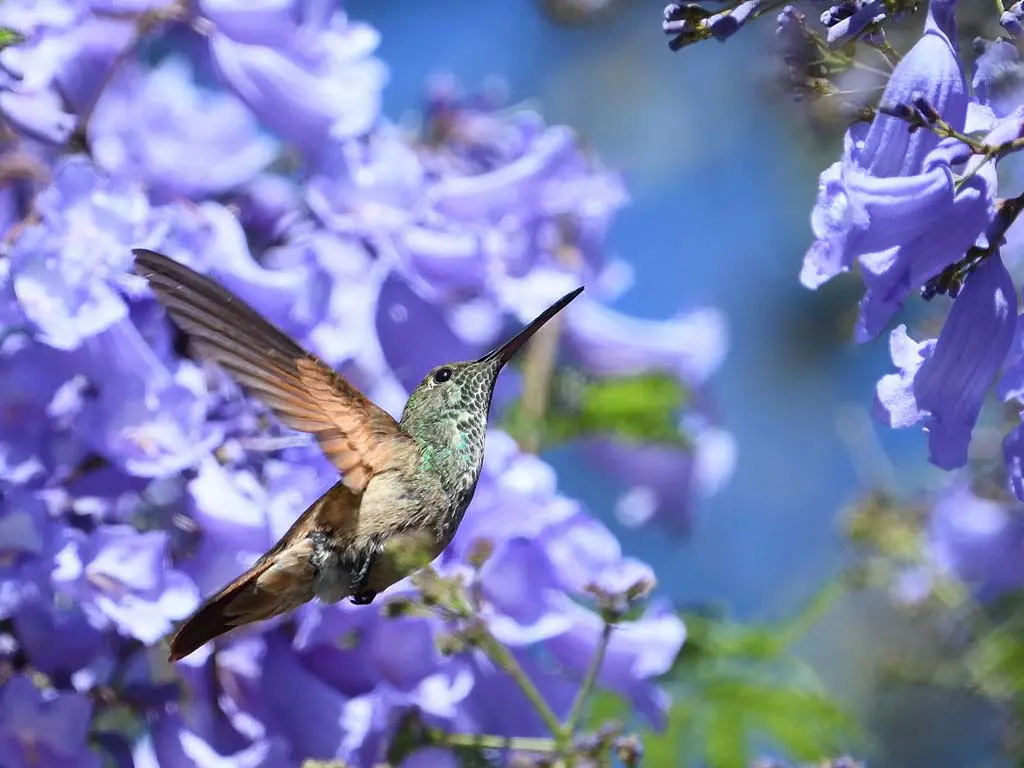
[477,286,584,368]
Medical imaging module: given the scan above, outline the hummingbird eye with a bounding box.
[433,367,453,384]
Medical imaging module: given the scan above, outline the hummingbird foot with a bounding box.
[347,550,375,605]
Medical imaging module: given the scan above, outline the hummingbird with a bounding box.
[132,248,582,662]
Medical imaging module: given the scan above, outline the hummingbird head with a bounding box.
[400,286,584,429]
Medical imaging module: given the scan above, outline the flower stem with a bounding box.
[475,627,566,740]
[518,318,563,454]
[434,730,558,752]
[563,619,614,735]
[878,102,1024,161]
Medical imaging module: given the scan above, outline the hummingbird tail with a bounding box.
[168,542,317,662]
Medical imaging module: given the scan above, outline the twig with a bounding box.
[865,39,901,68]
[563,619,614,735]
[472,623,566,739]
[518,317,563,453]
[517,245,581,453]
[921,191,1024,300]
[879,99,1024,160]
[433,730,558,752]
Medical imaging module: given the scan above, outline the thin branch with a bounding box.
[473,625,566,739]
[878,100,1024,160]
[433,730,558,752]
[517,317,563,453]
[563,619,614,735]
[517,244,581,453]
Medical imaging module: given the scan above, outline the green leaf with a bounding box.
[640,698,698,766]
[502,369,693,450]
[585,689,629,730]
[966,621,1024,699]
[703,704,748,768]
[0,27,25,49]
[649,583,858,766]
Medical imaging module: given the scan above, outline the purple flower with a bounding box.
[51,523,200,644]
[1002,2,1024,38]
[972,38,1024,120]
[582,425,736,531]
[309,93,627,298]
[231,173,304,248]
[875,254,1018,469]
[68,320,224,478]
[0,676,101,768]
[375,270,510,396]
[563,299,727,382]
[820,1,887,48]
[11,597,107,678]
[0,489,59,618]
[543,597,683,728]
[663,2,762,48]
[923,483,1024,602]
[134,714,289,768]
[0,341,87,486]
[90,58,278,200]
[0,4,135,145]
[295,605,474,723]
[208,9,386,157]
[7,157,163,350]
[446,432,686,722]
[800,0,998,341]
[259,633,388,764]
[401,748,458,768]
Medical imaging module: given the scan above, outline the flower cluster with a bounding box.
[782,1,1024,506]
[0,0,733,765]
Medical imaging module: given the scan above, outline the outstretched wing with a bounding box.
[133,248,416,492]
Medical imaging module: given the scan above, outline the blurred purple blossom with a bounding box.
[0,1,725,763]
[0,675,102,768]
[5,157,163,350]
[51,524,199,643]
[563,299,727,382]
[584,424,736,531]
[90,58,278,200]
[898,483,1024,606]
[207,7,386,158]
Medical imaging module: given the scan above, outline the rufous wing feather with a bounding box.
[132,248,417,493]
[167,536,317,662]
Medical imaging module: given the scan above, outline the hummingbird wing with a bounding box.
[133,248,417,492]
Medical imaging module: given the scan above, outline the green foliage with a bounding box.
[589,584,860,767]
[0,27,25,50]
[503,369,693,450]
[962,590,1024,702]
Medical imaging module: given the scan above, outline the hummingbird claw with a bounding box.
[350,591,376,605]
[348,549,374,596]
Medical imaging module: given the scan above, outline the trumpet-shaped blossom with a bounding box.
[875,254,1018,469]
[800,0,995,342]
[0,2,723,764]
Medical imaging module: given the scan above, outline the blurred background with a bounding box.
[343,1,1008,765]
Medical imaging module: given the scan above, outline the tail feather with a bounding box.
[168,542,317,662]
